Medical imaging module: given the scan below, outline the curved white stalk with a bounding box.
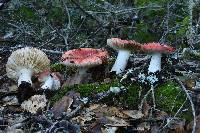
[52,79,61,90]
[111,50,131,75]
[18,68,33,86]
[148,52,161,73]
[41,75,54,90]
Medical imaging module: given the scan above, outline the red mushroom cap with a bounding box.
[37,69,51,81]
[61,48,109,67]
[107,38,141,51]
[51,72,62,81]
[37,70,61,81]
[141,42,175,53]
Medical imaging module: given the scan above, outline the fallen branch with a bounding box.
[71,0,102,26]
[160,97,187,131]
[173,76,196,133]
[41,49,63,54]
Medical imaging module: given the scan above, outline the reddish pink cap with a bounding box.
[38,70,61,81]
[37,69,51,81]
[61,48,108,67]
[107,38,141,51]
[141,42,175,53]
[51,72,62,81]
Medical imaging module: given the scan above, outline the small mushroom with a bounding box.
[141,42,175,73]
[21,94,47,114]
[38,70,61,90]
[107,38,141,75]
[61,48,108,84]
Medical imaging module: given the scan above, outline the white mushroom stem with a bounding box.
[74,67,88,84]
[18,68,33,86]
[78,67,87,76]
[41,75,54,90]
[111,50,131,75]
[148,52,161,73]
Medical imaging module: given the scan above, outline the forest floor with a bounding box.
[0,46,200,133]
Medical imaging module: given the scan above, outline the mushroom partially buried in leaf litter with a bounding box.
[107,38,142,75]
[61,48,109,84]
[21,94,47,114]
[37,69,61,90]
[141,42,175,74]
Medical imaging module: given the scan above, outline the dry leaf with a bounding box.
[72,108,95,125]
[89,104,100,110]
[187,114,200,132]
[122,110,144,119]
[137,122,150,133]
[105,116,130,127]
[142,100,150,118]
[107,107,128,118]
[155,110,168,120]
[51,96,73,119]
[167,117,185,133]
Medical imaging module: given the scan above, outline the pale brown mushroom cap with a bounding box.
[6,47,50,81]
[21,95,47,114]
[107,38,141,51]
[61,48,109,68]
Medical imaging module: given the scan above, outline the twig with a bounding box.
[173,76,196,133]
[159,2,170,43]
[114,5,163,14]
[38,36,56,48]
[139,89,152,110]
[33,7,70,49]
[71,0,102,26]
[151,85,156,110]
[41,49,63,54]
[187,0,195,49]
[170,90,182,112]
[62,0,71,29]
[160,97,188,131]
[120,69,133,82]
[61,0,71,50]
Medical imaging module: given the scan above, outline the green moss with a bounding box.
[50,63,66,72]
[50,79,121,104]
[51,79,192,121]
[121,84,140,109]
[156,82,186,112]
[155,81,192,121]
[50,79,140,109]
[50,63,76,75]
[195,43,200,49]
[183,51,200,61]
